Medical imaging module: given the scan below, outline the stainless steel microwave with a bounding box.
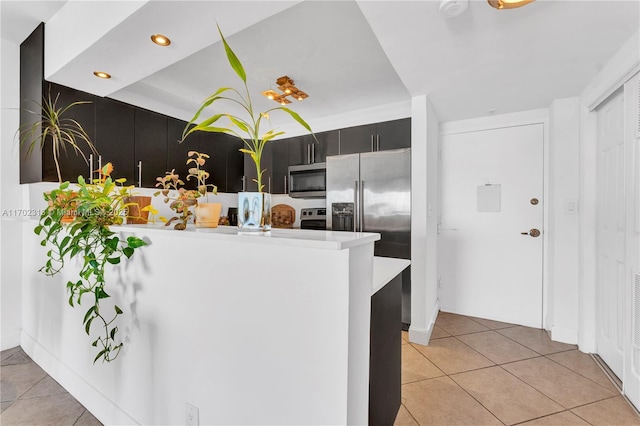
[288,162,326,199]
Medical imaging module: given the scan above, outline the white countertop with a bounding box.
[372,256,411,295]
[112,223,380,250]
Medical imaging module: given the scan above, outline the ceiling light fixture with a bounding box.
[151,33,171,46]
[439,0,468,19]
[93,71,111,79]
[487,0,535,9]
[262,76,308,105]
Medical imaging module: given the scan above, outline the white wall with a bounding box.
[548,98,581,344]
[0,39,24,350]
[409,95,439,345]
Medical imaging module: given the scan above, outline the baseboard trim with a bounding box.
[408,299,440,345]
[550,325,578,345]
[21,330,138,425]
[1,331,21,351]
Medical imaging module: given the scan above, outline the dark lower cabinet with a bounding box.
[271,139,289,194]
[95,97,135,185]
[226,137,244,193]
[243,143,272,192]
[134,109,167,188]
[369,274,402,426]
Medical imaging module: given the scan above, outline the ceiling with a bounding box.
[2,0,639,127]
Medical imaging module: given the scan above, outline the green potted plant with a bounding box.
[19,89,98,183]
[154,169,199,230]
[181,26,315,232]
[187,150,222,228]
[35,163,147,363]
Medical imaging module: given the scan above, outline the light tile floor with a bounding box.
[0,347,101,425]
[396,312,640,426]
[2,312,639,425]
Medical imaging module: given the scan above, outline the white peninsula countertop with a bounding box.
[21,221,385,425]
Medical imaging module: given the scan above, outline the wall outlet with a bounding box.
[186,403,199,426]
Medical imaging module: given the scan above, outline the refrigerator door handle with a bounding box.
[360,180,365,232]
[354,180,359,233]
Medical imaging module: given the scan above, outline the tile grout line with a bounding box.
[543,353,621,395]
[509,409,594,426]
[399,403,421,426]
[445,371,507,426]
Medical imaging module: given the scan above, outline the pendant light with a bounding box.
[487,0,535,9]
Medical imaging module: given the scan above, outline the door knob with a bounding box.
[520,229,541,237]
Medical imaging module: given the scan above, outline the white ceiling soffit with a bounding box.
[45,1,303,98]
[0,0,67,44]
[358,0,640,122]
[109,0,410,127]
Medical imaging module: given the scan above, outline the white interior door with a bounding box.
[596,89,625,380]
[440,123,544,327]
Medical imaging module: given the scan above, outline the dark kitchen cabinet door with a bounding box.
[271,138,290,194]
[226,136,244,193]
[288,135,308,166]
[315,130,339,162]
[376,118,411,151]
[134,109,167,188]
[94,97,135,185]
[198,131,227,194]
[243,142,272,192]
[166,117,192,188]
[339,123,376,155]
[44,83,97,183]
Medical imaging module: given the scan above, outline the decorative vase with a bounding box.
[195,202,222,228]
[124,195,152,224]
[237,192,271,233]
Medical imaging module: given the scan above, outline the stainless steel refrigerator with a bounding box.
[326,148,412,327]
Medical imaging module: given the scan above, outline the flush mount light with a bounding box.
[262,76,308,105]
[151,33,171,46]
[93,71,111,79]
[487,0,535,9]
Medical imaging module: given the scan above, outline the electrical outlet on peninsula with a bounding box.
[186,402,199,426]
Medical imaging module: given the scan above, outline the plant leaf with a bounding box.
[218,24,246,83]
[114,305,123,315]
[106,257,120,265]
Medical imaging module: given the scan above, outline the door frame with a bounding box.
[439,109,550,329]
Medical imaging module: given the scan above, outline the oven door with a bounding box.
[288,163,326,198]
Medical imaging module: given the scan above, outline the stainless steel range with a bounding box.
[300,208,327,230]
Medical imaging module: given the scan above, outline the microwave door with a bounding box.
[326,153,360,231]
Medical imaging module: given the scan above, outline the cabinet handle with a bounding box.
[284,175,288,194]
[242,176,246,192]
[268,177,271,193]
[98,156,102,177]
[376,135,380,151]
[137,161,142,188]
[307,145,311,164]
[89,154,94,184]
[312,143,315,163]
[371,135,374,152]
[354,180,359,233]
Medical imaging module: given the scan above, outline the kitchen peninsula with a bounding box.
[19,219,407,425]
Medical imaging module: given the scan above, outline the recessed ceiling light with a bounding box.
[151,34,171,46]
[93,71,111,79]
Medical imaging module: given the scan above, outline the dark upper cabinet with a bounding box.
[338,119,411,155]
[226,136,244,193]
[339,123,377,155]
[95,97,135,185]
[316,130,340,162]
[376,118,411,151]
[134,109,167,188]
[243,142,272,192]
[289,130,338,165]
[271,139,290,194]
[45,83,96,183]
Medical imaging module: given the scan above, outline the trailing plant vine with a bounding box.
[35,164,146,363]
